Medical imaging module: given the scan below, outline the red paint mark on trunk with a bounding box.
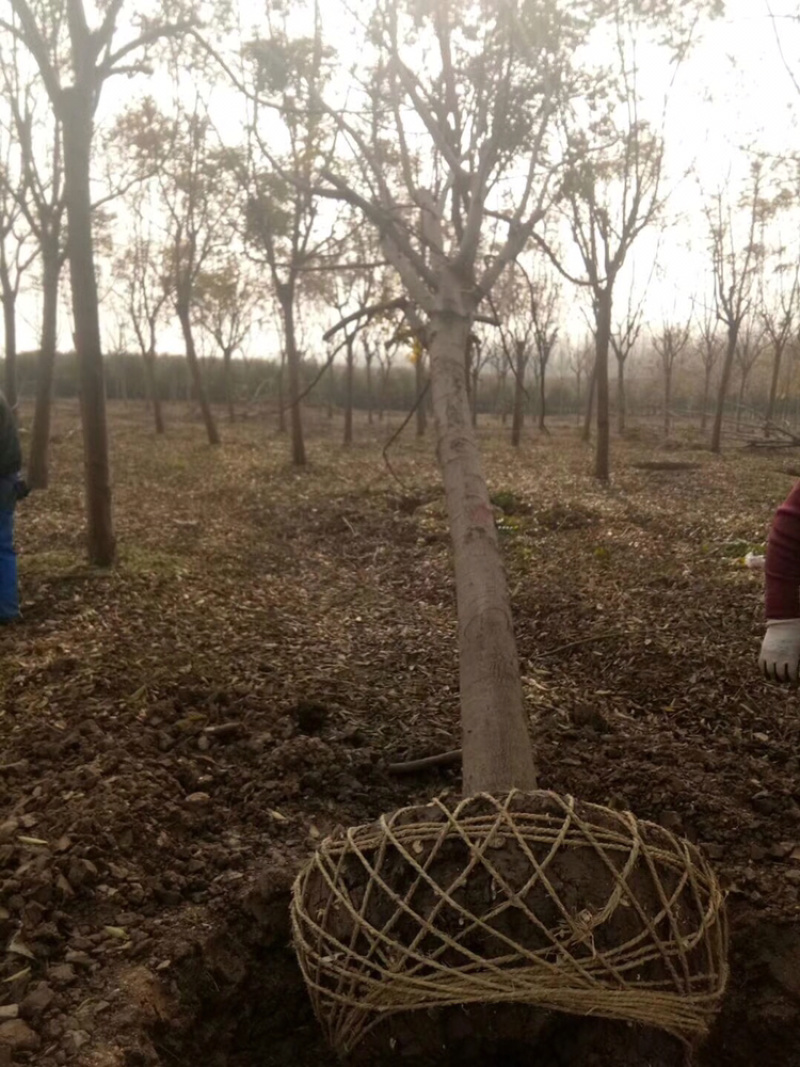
[471,503,494,527]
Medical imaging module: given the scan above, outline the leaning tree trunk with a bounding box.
[177,304,220,446]
[1,286,17,414]
[279,288,306,466]
[415,351,427,437]
[62,88,115,566]
[594,289,612,481]
[27,244,62,488]
[143,349,165,435]
[510,341,525,447]
[343,335,354,446]
[710,324,738,454]
[429,308,537,796]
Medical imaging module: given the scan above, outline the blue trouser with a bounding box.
[0,507,18,620]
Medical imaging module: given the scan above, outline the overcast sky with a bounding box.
[8,0,800,360]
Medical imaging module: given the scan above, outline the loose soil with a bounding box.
[1,401,800,1065]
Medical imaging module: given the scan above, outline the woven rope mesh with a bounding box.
[291,790,728,1057]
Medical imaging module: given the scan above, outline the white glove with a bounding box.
[759,619,800,682]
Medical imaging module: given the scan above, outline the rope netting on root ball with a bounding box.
[291,791,728,1063]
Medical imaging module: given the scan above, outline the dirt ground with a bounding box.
[2,400,800,1065]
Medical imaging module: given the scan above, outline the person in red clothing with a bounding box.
[760,480,800,680]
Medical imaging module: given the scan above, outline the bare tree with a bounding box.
[529,266,560,433]
[733,315,768,430]
[0,153,35,414]
[567,333,594,426]
[653,314,692,438]
[196,258,257,423]
[306,0,574,791]
[542,103,664,478]
[466,331,491,428]
[242,5,341,467]
[706,164,768,453]
[761,255,799,433]
[112,182,169,435]
[3,0,196,564]
[610,270,650,435]
[694,299,722,434]
[0,35,67,485]
[491,263,534,449]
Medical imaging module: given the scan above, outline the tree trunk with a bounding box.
[279,288,306,466]
[471,363,479,428]
[28,244,62,488]
[582,357,597,442]
[177,305,220,445]
[1,289,17,414]
[765,341,785,434]
[415,351,427,437]
[61,89,115,566]
[710,325,738,453]
[143,350,165,435]
[428,309,536,796]
[510,341,525,447]
[616,357,626,436]
[594,288,612,481]
[344,335,354,446]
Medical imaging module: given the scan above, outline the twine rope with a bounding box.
[291,791,728,1057]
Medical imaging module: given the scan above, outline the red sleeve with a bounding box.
[765,480,800,619]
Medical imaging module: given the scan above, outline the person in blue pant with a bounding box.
[0,393,28,624]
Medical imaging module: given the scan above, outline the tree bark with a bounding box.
[471,362,479,428]
[343,335,354,446]
[710,325,738,453]
[279,287,306,466]
[62,88,115,566]
[510,340,525,447]
[594,289,612,481]
[428,309,536,796]
[28,243,62,487]
[143,350,165,435]
[177,304,220,445]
